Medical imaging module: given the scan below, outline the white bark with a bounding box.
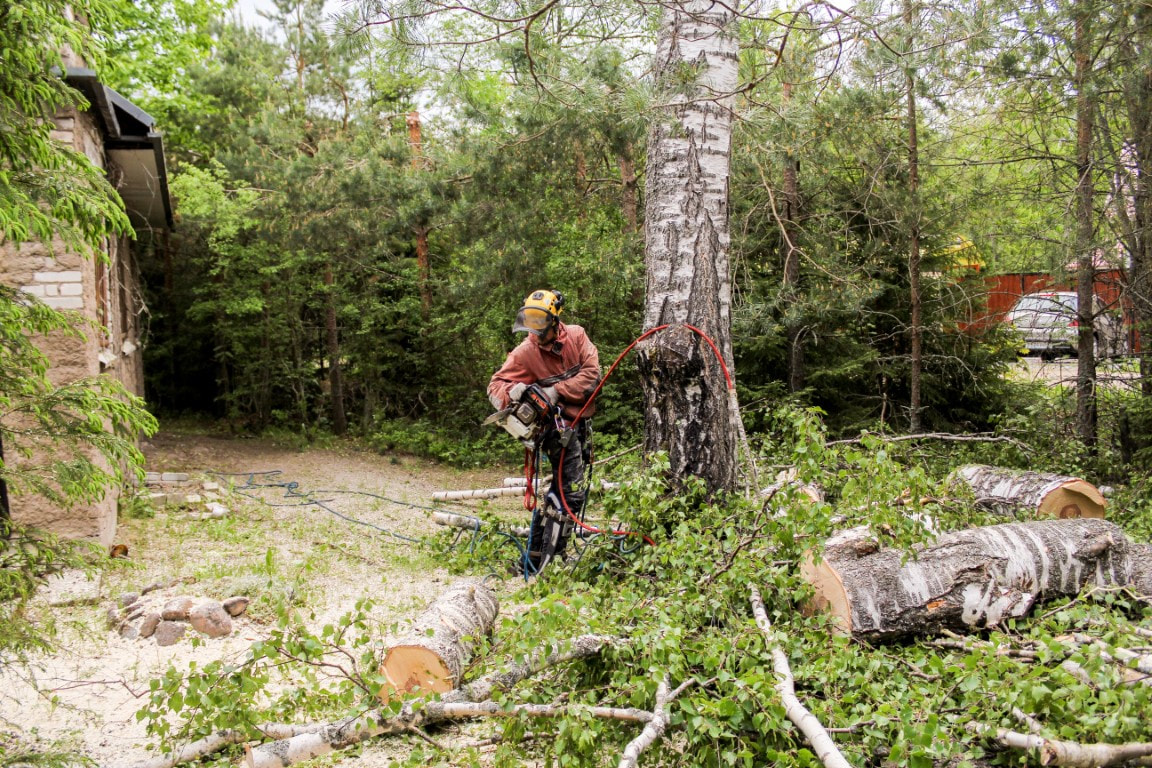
[432,511,529,538]
[950,465,1106,519]
[802,519,1146,640]
[432,487,524,500]
[968,722,1152,767]
[638,0,740,494]
[749,586,853,768]
[380,580,499,696]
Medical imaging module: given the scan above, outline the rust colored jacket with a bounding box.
[488,323,601,420]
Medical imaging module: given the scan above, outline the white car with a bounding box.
[1006,291,1123,359]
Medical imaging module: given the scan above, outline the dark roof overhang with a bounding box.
[65,67,174,230]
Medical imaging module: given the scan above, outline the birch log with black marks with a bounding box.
[379,580,498,697]
[637,0,740,496]
[951,465,1106,519]
[801,519,1152,641]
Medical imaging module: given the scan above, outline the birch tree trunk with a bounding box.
[379,580,498,697]
[950,465,1107,519]
[638,0,740,495]
[801,519,1151,641]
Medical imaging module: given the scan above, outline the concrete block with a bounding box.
[60,282,83,296]
[202,482,220,492]
[44,297,83,310]
[21,285,46,297]
[161,472,189,482]
[34,270,83,282]
[43,284,59,297]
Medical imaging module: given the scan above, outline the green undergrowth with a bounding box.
[133,404,1152,768]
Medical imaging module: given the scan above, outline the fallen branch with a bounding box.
[968,722,1152,766]
[616,676,695,768]
[127,635,615,768]
[1065,634,1152,685]
[750,585,852,768]
[127,725,320,768]
[245,701,653,768]
[826,432,1032,453]
[432,511,530,539]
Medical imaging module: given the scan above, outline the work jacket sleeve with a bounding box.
[487,346,531,409]
[553,329,600,407]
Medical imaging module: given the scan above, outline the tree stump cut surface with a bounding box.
[952,465,1106,519]
[380,580,498,698]
[801,519,1140,641]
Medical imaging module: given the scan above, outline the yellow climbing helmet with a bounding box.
[513,289,564,335]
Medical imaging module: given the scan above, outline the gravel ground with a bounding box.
[0,431,531,768]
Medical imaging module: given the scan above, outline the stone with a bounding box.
[204,491,221,501]
[139,613,161,638]
[144,472,162,485]
[183,494,203,505]
[119,592,140,609]
[105,606,121,629]
[202,482,220,492]
[206,502,230,517]
[141,582,165,595]
[124,606,145,623]
[161,472,189,483]
[161,596,194,621]
[153,621,186,647]
[188,602,232,638]
[119,623,139,640]
[222,596,250,617]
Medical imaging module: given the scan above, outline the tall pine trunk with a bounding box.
[638,0,740,495]
[408,111,432,318]
[905,0,923,434]
[780,80,805,393]
[324,262,347,435]
[1123,2,1152,395]
[1074,0,1098,448]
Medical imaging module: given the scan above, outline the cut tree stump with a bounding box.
[800,519,1150,641]
[951,465,1106,519]
[379,580,499,698]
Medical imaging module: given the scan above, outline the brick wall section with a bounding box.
[0,106,145,544]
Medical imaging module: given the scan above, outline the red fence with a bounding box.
[976,269,1138,351]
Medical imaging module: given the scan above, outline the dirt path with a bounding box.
[1,431,527,768]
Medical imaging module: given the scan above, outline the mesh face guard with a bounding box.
[513,306,553,335]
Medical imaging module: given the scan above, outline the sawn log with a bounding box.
[379,579,498,697]
[801,519,1152,641]
[951,465,1106,519]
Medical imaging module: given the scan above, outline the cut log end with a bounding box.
[798,554,852,634]
[381,645,455,698]
[1039,481,1106,519]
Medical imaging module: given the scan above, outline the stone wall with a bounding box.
[0,105,147,545]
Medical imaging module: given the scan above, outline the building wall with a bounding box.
[0,105,147,544]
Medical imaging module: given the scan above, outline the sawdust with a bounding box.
[0,431,529,767]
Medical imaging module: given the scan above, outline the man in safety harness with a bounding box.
[487,290,600,574]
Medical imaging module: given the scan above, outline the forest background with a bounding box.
[108,0,1150,479]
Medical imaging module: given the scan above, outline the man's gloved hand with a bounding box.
[508,382,528,403]
[542,385,559,403]
[489,392,504,410]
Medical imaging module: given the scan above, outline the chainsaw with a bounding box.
[482,383,557,450]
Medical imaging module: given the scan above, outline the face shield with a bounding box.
[513,307,552,335]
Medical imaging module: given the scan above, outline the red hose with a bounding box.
[551,323,734,547]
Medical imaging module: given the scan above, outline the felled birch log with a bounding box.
[967,722,1152,767]
[432,511,529,538]
[801,519,1151,640]
[379,580,498,697]
[950,465,1106,519]
[433,487,524,500]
